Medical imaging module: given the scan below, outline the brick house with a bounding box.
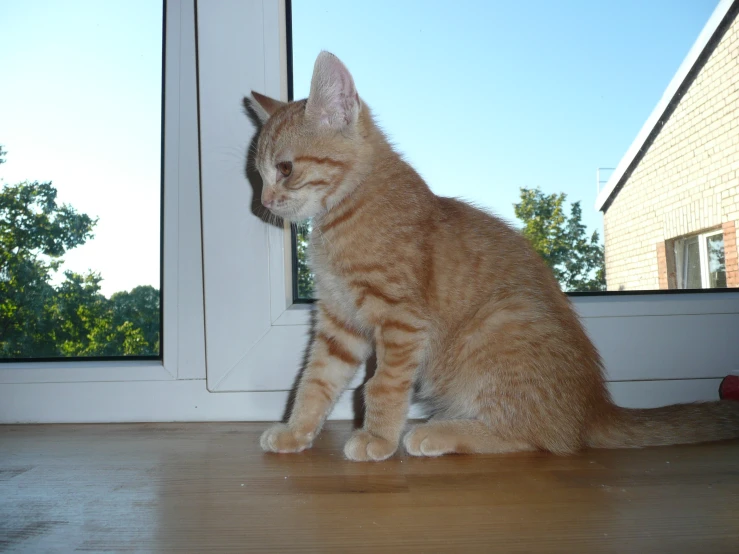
[596,0,739,291]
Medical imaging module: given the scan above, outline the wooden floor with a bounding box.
[1,423,738,553]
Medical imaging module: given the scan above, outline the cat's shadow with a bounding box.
[243,97,375,426]
[242,97,282,227]
[281,308,377,428]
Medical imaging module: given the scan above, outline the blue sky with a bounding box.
[292,0,719,237]
[0,1,719,296]
[0,1,162,297]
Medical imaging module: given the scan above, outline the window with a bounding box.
[196,0,739,401]
[1,1,164,360]
[3,0,736,424]
[675,230,727,289]
[291,0,739,297]
[1,0,205,387]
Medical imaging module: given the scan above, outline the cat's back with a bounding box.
[406,194,583,351]
[429,196,561,300]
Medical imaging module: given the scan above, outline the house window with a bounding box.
[1,2,164,361]
[675,231,726,289]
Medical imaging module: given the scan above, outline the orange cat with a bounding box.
[250,51,739,461]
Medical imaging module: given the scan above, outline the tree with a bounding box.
[514,187,605,292]
[1,149,160,358]
[47,273,158,356]
[295,222,315,299]
[0,180,97,356]
[109,285,160,352]
[48,271,108,355]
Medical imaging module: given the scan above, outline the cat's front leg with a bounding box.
[344,317,425,461]
[261,302,371,453]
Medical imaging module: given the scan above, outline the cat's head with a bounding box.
[248,51,367,221]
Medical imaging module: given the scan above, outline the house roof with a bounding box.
[596,0,738,213]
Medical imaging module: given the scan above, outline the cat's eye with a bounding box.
[277,161,293,178]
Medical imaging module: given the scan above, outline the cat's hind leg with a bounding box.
[402,419,536,457]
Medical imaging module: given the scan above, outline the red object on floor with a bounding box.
[719,375,739,400]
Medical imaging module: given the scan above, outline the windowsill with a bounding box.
[0,359,175,384]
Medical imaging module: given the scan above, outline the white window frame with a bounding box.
[2,0,738,425]
[675,229,725,289]
[0,0,206,386]
[196,0,739,395]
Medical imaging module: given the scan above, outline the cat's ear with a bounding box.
[306,51,360,129]
[246,91,286,124]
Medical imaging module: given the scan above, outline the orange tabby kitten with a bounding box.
[250,51,739,461]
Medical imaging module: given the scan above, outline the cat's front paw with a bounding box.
[343,429,397,462]
[260,423,314,453]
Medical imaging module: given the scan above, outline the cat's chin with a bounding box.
[267,206,302,222]
[271,210,308,223]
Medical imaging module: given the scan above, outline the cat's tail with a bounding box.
[586,401,739,449]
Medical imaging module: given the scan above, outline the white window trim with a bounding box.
[0,0,206,385]
[1,0,737,425]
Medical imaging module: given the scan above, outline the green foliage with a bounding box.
[109,286,160,351]
[1,180,96,357]
[1,167,160,358]
[514,187,606,292]
[295,222,315,299]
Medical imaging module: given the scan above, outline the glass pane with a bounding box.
[0,1,163,360]
[706,234,727,288]
[291,1,738,296]
[294,222,315,300]
[684,237,702,289]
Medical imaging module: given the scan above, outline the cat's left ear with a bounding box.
[306,51,360,129]
[246,91,287,124]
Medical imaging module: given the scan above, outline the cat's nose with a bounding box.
[261,189,275,209]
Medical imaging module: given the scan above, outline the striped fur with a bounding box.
[255,52,739,461]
